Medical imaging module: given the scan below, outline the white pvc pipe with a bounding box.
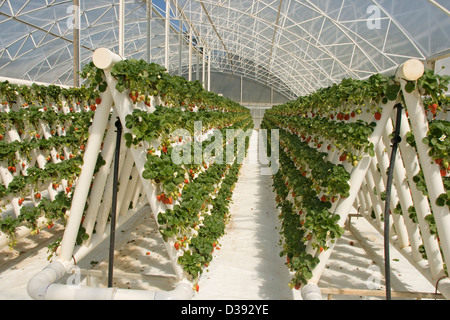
[375,124,409,248]
[93,48,185,280]
[399,78,450,271]
[0,76,71,89]
[397,108,444,279]
[383,115,422,261]
[301,283,322,300]
[58,86,114,262]
[308,100,396,285]
[27,259,193,300]
[82,111,118,244]
[119,166,140,216]
[114,151,135,218]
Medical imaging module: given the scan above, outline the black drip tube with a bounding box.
[384,103,403,300]
[108,117,122,288]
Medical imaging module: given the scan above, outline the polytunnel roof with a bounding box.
[0,0,449,100]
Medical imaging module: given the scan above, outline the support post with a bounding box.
[119,0,125,58]
[165,0,170,70]
[188,28,192,81]
[73,0,80,87]
[146,0,152,63]
[108,118,122,287]
[384,103,403,300]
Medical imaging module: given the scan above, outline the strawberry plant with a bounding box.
[422,120,449,176]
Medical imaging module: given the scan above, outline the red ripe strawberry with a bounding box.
[184,179,189,184]
[0,134,3,141]
[66,187,71,193]
[374,112,382,120]
[174,242,180,250]
[90,105,96,111]
[195,284,199,292]
[429,103,438,114]
[344,114,350,120]
[440,168,447,177]
[294,283,301,290]
[95,97,102,105]
[34,193,41,200]
[320,195,327,202]
[351,111,356,117]
[339,153,347,162]
[162,146,168,154]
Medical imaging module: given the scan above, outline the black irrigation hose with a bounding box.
[108,117,123,288]
[384,103,403,300]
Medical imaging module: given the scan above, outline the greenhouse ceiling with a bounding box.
[0,0,449,100]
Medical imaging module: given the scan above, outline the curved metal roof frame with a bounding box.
[0,0,449,100]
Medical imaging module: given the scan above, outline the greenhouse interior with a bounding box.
[0,0,449,302]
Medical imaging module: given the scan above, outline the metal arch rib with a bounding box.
[199,0,235,73]
[0,11,92,53]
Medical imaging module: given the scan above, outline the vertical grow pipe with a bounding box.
[397,108,445,280]
[92,47,186,280]
[304,100,396,295]
[58,86,114,262]
[398,78,450,268]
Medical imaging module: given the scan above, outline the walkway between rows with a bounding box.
[193,129,294,300]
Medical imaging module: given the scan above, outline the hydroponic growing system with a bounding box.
[0,0,449,301]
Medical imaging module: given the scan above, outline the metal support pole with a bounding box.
[179,20,183,76]
[108,117,122,288]
[196,53,200,81]
[165,0,170,70]
[188,28,192,81]
[146,0,152,63]
[73,0,80,87]
[384,102,403,300]
[119,0,125,57]
[202,48,205,88]
[207,51,211,90]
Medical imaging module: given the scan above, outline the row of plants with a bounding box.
[177,161,243,281]
[263,111,376,168]
[270,70,449,119]
[269,142,344,288]
[264,68,449,289]
[0,80,102,248]
[100,58,254,284]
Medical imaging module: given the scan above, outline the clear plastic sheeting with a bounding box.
[0,0,449,99]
